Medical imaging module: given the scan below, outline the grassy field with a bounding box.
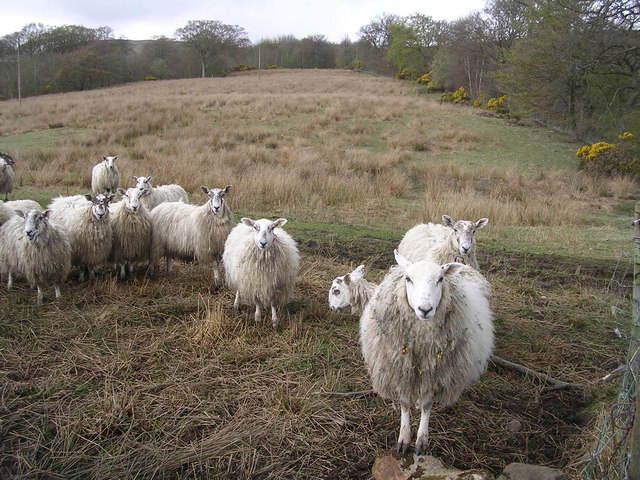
[0,69,636,479]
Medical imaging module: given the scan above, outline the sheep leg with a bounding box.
[212,260,220,287]
[415,402,433,455]
[254,305,262,324]
[271,305,278,329]
[78,270,85,283]
[233,291,240,310]
[119,263,126,279]
[396,399,412,454]
[36,286,43,307]
[54,285,62,299]
[7,272,13,290]
[166,257,173,273]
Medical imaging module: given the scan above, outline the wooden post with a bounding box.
[630,202,640,479]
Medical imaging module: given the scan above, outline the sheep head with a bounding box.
[85,193,114,220]
[394,249,465,321]
[102,156,118,170]
[241,217,287,250]
[23,209,52,241]
[201,185,232,214]
[329,264,365,313]
[442,215,488,256]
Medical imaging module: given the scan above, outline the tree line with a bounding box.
[0,0,638,140]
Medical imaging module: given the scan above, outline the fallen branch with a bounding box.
[312,390,376,398]
[490,354,586,391]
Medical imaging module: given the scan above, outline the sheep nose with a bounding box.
[259,240,268,248]
[213,206,220,212]
[418,306,433,318]
[461,246,470,254]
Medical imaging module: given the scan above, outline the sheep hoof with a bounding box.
[395,440,411,455]
[415,437,429,456]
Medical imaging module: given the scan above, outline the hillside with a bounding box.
[0,69,636,479]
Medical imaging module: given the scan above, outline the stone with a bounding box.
[497,463,567,480]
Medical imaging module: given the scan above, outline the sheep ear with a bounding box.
[394,249,411,270]
[442,262,465,276]
[201,186,209,195]
[102,156,108,161]
[117,188,126,195]
[274,218,287,228]
[43,209,52,218]
[113,156,118,161]
[352,264,365,278]
[223,185,232,194]
[476,218,489,229]
[16,209,25,218]
[343,273,351,285]
[84,194,93,202]
[140,188,151,197]
[442,215,454,227]
[241,218,255,227]
[107,193,115,202]
[147,176,153,183]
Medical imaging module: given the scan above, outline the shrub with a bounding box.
[485,95,508,114]
[353,60,364,70]
[441,87,469,105]
[144,76,158,81]
[416,73,431,86]
[233,64,257,72]
[396,68,416,80]
[577,133,640,180]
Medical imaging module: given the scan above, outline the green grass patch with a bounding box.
[0,127,86,153]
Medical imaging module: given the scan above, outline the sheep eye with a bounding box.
[332,288,340,295]
[405,276,413,284]
[437,276,444,283]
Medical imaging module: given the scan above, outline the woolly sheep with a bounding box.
[48,193,114,282]
[91,156,120,195]
[360,250,494,455]
[328,264,377,316]
[109,187,153,278]
[133,175,188,210]
[149,185,233,285]
[0,199,41,228]
[0,214,26,287]
[397,215,489,271]
[15,210,72,306]
[0,152,15,201]
[223,217,299,329]
[0,201,16,226]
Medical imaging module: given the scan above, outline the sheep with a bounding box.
[328,264,377,316]
[4,199,41,212]
[0,201,16,226]
[0,152,15,201]
[0,213,26,287]
[133,175,188,210]
[397,215,489,270]
[91,156,120,195]
[359,249,494,455]
[48,193,114,282]
[223,217,299,329]
[12,210,72,306]
[109,187,153,279]
[149,185,233,285]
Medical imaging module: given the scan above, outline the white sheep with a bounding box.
[0,201,16,226]
[223,217,299,329]
[360,250,494,455]
[4,199,41,212]
[397,215,489,270]
[149,186,233,285]
[328,265,377,316]
[0,213,26,287]
[133,175,189,210]
[91,156,120,195]
[109,187,153,278]
[0,152,15,201]
[14,210,72,306]
[48,193,114,282]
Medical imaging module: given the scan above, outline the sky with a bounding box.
[0,0,487,44]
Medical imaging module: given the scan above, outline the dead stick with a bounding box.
[490,354,586,390]
[312,390,376,397]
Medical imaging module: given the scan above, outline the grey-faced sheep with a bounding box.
[360,250,494,455]
[0,152,15,201]
[133,175,189,210]
[48,194,114,282]
[397,215,489,271]
[328,265,377,316]
[109,187,153,279]
[91,156,120,195]
[149,185,233,286]
[14,210,72,306]
[223,217,299,329]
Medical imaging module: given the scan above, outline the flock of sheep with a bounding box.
[0,152,495,456]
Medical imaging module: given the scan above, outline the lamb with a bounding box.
[359,249,494,455]
[11,210,72,306]
[91,156,120,195]
[133,175,189,210]
[0,152,15,201]
[328,264,377,316]
[109,187,153,279]
[223,217,299,329]
[48,193,114,282]
[149,185,233,285]
[397,215,489,270]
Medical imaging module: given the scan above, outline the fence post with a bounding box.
[630,202,640,480]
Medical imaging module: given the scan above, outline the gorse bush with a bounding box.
[441,87,469,105]
[577,133,640,180]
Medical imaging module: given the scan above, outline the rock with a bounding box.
[373,454,494,480]
[497,463,567,480]
[372,456,408,480]
[506,419,523,433]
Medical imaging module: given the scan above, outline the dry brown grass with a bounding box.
[0,69,635,479]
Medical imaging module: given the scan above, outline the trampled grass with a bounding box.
[0,69,636,479]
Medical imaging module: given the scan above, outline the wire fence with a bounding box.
[582,230,639,479]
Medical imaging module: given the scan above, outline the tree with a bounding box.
[358,13,401,73]
[175,20,250,77]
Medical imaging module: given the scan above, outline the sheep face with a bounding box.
[442,215,489,256]
[23,209,51,241]
[102,156,118,171]
[84,194,114,220]
[133,176,153,193]
[241,217,287,250]
[201,185,232,214]
[118,187,146,212]
[0,152,15,166]
[394,249,465,321]
[329,265,364,313]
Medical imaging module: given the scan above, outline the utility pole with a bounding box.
[17,36,22,109]
[630,204,640,479]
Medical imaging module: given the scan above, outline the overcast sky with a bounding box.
[0,0,487,43]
